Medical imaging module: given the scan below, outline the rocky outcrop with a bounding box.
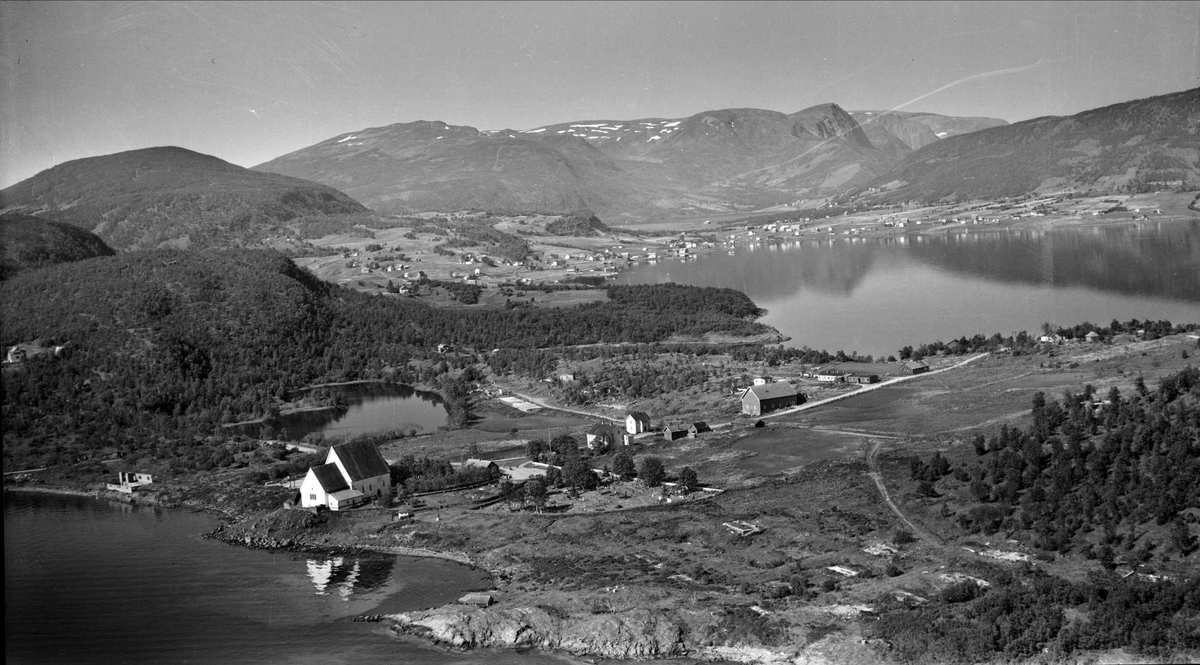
[390,606,689,660]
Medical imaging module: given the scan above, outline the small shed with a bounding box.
[1085,331,1101,343]
[687,422,711,437]
[900,360,930,375]
[459,592,495,607]
[663,425,689,441]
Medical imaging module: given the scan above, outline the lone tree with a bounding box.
[524,477,548,512]
[640,456,666,488]
[525,439,548,463]
[499,479,524,511]
[679,466,699,493]
[612,451,636,479]
[550,434,580,462]
[563,457,598,493]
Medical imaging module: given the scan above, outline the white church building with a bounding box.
[300,441,392,511]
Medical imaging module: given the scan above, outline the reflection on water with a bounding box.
[906,222,1200,301]
[235,383,449,441]
[616,220,1200,356]
[306,556,395,599]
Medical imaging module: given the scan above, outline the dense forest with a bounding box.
[870,565,1198,662]
[544,211,611,236]
[933,367,1200,558]
[0,213,116,280]
[0,249,772,474]
[876,367,1200,661]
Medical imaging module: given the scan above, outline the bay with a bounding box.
[615,221,1200,357]
[3,492,564,665]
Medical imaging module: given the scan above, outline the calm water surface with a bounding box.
[3,492,564,665]
[238,383,448,441]
[616,221,1200,357]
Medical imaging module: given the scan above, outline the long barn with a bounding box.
[740,383,803,416]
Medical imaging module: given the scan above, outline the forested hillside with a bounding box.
[1,250,770,473]
[874,368,1200,661]
[0,147,368,250]
[0,213,116,279]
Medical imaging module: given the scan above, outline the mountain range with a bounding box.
[253,103,1010,221]
[1,88,1195,248]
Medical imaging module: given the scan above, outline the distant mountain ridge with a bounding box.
[850,111,1008,150]
[861,88,1200,203]
[255,103,1008,221]
[0,147,368,251]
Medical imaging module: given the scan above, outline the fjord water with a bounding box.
[617,221,1200,356]
[3,493,559,665]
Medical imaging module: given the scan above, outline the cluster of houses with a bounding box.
[584,411,653,449]
[1037,331,1105,344]
[809,369,881,384]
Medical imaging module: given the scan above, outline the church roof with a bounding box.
[310,463,349,493]
[330,441,390,482]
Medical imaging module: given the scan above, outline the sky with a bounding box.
[2,0,1197,187]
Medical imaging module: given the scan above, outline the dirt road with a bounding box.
[866,439,943,546]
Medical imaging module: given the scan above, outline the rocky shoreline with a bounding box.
[385,605,822,663]
[388,605,691,661]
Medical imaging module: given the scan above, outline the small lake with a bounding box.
[236,383,448,441]
[616,220,1200,357]
[3,492,566,665]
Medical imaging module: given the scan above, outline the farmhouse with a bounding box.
[739,383,803,416]
[900,360,930,375]
[586,423,619,450]
[815,370,847,383]
[625,411,651,434]
[300,441,392,511]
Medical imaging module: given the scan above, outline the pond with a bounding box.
[235,383,448,441]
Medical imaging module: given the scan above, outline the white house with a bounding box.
[300,441,392,511]
[625,411,651,435]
